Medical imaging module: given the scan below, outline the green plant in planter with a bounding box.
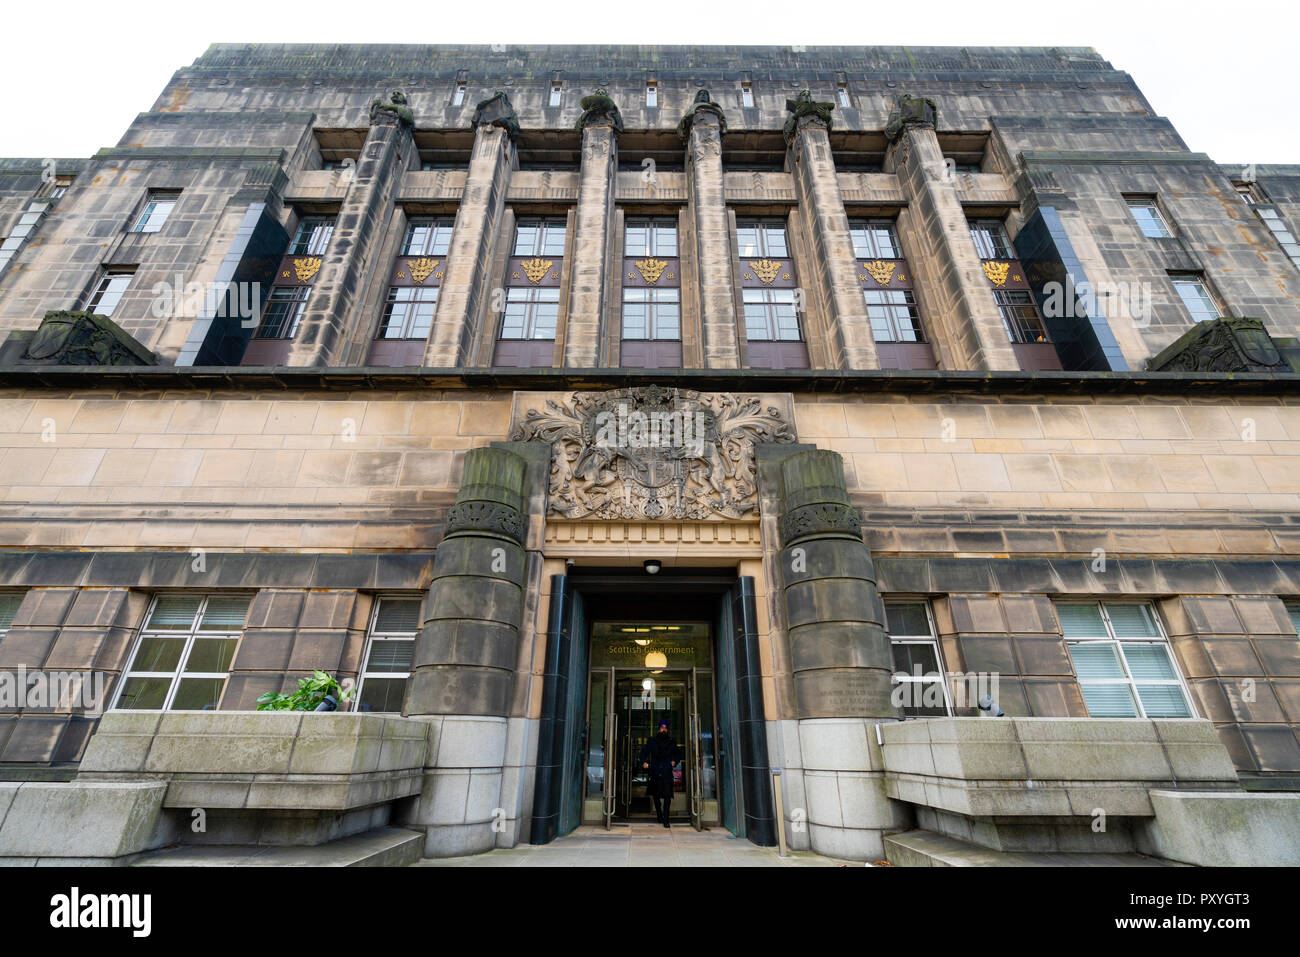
[256,671,355,712]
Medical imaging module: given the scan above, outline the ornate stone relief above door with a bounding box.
[510,386,796,520]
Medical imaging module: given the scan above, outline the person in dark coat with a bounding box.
[639,718,682,827]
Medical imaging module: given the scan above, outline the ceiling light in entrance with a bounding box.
[643,559,661,574]
[644,651,668,670]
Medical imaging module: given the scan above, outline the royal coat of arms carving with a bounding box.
[510,387,796,520]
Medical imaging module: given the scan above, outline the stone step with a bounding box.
[884,830,1182,867]
[131,826,423,867]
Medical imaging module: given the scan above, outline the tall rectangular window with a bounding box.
[549,82,563,107]
[130,191,179,233]
[743,289,800,341]
[849,219,900,259]
[621,289,680,340]
[1058,602,1194,719]
[885,601,950,717]
[1170,275,1221,323]
[501,288,561,339]
[624,217,678,257]
[0,592,23,642]
[736,220,788,258]
[356,597,421,713]
[740,83,754,108]
[453,82,467,106]
[513,218,567,257]
[377,287,438,339]
[115,595,249,711]
[85,270,134,318]
[401,218,454,256]
[994,290,1049,343]
[837,83,851,108]
[1126,197,1172,238]
[969,219,1014,260]
[255,286,309,339]
[289,216,335,256]
[646,83,657,108]
[865,290,925,343]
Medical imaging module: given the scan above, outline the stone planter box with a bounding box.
[880,717,1238,819]
[79,712,431,812]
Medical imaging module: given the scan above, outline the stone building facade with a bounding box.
[0,45,1297,865]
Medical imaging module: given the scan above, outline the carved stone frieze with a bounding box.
[1146,317,1293,373]
[510,386,796,520]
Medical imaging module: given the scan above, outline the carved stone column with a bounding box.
[884,95,1018,371]
[405,445,529,856]
[681,94,740,369]
[424,92,519,367]
[287,92,413,366]
[562,91,622,368]
[776,448,905,860]
[783,92,879,370]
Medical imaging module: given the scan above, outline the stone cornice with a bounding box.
[2,365,1298,397]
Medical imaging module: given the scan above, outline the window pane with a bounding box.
[146,595,202,630]
[375,598,421,633]
[365,638,415,673]
[129,635,187,673]
[357,677,408,713]
[1136,684,1192,718]
[0,594,22,632]
[1106,604,1160,639]
[885,602,931,637]
[1120,643,1176,680]
[1287,603,1300,636]
[116,676,172,710]
[891,642,940,675]
[1068,642,1125,679]
[169,677,224,711]
[199,596,250,630]
[1080,682,1138,717]
[1058,603,1107,638]
[183,637,237,674]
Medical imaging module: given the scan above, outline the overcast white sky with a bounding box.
[1,0,1296,163]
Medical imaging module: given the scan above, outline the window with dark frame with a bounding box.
[377,287,438,340]
[254,286,310,339]
[513,217,567,257]
[401,217,454,257]
[500,288,561,339]
[742,289,801,341]
[0,592,23,641]
[969,218,1014,260]
[994,289,1049,343]
[289,216,335,256]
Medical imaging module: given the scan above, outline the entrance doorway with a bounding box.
[584,622,717,828]
[531,571,776,847]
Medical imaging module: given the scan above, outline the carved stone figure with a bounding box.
[1147,317,1293,373]
[471,90,521,140]
[885,94,938,141]
[677,88,727,141]
[575,88,624,133]
[510,387,796,519]
[783,89,834,142]
[17,311,157,367]
[369,89,414,127]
